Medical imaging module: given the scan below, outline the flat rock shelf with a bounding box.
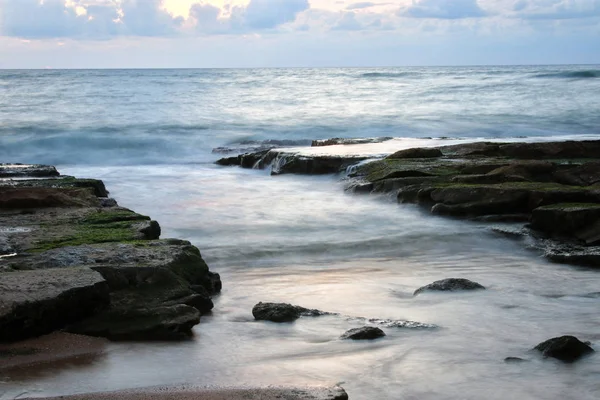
[0,164,222,345]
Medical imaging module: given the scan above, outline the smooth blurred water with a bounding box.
[1,66,600,400]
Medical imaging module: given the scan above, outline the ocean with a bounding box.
[1,66,600,399]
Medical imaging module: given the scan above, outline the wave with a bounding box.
[532,70,600,79]
[359,72,419,79]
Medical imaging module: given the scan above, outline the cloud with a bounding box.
[333,12,363,30]
[346,2,377,10]
[119,0,183,36]
[401,0,487,19]
[240,0,310,29]
[513,0,600,20]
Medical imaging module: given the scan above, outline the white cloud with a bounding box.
[400,0,487,19]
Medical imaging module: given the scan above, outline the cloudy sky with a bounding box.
[0,0,599,68]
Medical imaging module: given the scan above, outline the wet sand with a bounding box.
[23,385,349,400]
[0,332,108,371]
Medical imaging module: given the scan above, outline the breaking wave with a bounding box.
[532,70,600,79]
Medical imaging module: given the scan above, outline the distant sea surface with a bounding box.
[2,66,600,400]
[1,65,600,165]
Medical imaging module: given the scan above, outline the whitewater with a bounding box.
[1,65,600,399]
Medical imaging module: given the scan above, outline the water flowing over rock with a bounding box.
[414,278,486,296]
[341,326,386,340]
[534,336,594,362]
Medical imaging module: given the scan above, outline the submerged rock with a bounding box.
[252,302,328,323]
[414,278,486,296]
[312,137,393,147]
[504,357,528,363]
[534,336,594,362]
[341,326,386,340]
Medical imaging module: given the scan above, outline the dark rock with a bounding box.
[99,197,118,207]
[312,137,392,147]
[135,220,162,240]
[341,326,386,340]
[69,304,200,341]
[0,187,100,209]
[252,302,327,323]
[0,268,110,342]
[534,335,594,362]
[271,153,367,175]
[553,162,600,186]
[388,147,443,159]
[504,357,527,363]
[530,204,600,245]
[0,163,60,178]
[414,278,486,295]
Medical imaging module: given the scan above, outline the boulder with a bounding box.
[0,268,110,342]
[68,304,200,341]
[388,147,443,159]
[252,302,327,323]
[534,336,594,362]
[341,326,386,340]
[414,278,485,296]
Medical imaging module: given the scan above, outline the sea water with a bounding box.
[1,66,600,399]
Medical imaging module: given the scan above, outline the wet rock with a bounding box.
[504,357,527,363]
[534,335,594,362]
[0,187,100,209]
[0,163,59,178]
[341,326,386,340]
[350,317,439,330]
[312,137,392,147]
[530,203,600,245]
[388,147,443,159]
[414,278,486,295]
[252,302,328,323]
[69,304,200,341]
[553,162,600,186]
[271,153,367,175]
[443,140,600,159]
[0,268,110,342]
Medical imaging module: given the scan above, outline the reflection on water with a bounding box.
[3,164,599,400]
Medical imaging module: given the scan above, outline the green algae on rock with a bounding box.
[0,164,221,343]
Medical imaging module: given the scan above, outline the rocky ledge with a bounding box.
[218,139,600,268]
[0,164,221,344]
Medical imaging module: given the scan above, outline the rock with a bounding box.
[0,187,100,209]
[534,335,594,362]
[504,357,527,363]
[530,203,600,245]
[271,153,367,175]
[341,326,386,340]
[388,147,443,159]
[553,162,600,186]
[69,305,200,341]
[312,137,393,147]
[0,268,110,342]
[0,163,59,178]
[414,278,486,295]
[349,317,439,330]
[252,302,327,323]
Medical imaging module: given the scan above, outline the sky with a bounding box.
[0,0,599,68]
